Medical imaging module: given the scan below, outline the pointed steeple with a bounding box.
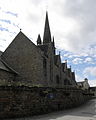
[43,11,51,44]
[53,36,55,46]
[52,36,55,54]
[37,34,42,45]
[65,60,68,69]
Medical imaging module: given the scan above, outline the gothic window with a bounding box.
[64,78,69,85]
[62,67,64,72]
[43,58,47,77]
[64,79,71,85]
[64,79,67,85]
[56,75,59,84]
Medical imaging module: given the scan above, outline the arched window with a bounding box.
[43,58,47,77]
[64,79,71,85]
[64,78,68,85]
[56,75,59,84]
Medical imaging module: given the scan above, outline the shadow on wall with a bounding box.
[23,99,96,120]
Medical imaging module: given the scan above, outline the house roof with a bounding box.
[62,63,66,67]
[0,59,10,72]
[0,58,18,74]
[0,51,2,56]
[89,87,96,90]
[0,51,10,72]
[77,81,84,84]
[67,68,71,72]
[61,62,67,71]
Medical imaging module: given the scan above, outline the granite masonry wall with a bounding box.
[0,70,15,85]
[0,86,91,119]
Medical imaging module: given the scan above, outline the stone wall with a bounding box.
[1,32,47,87]
[0,70,15,85]
[0,86,91,119]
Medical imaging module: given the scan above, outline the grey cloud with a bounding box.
[83,66,96,77]
[30,0,45,5]
[64,0,96,34]
[63,0,96,18]
[27,13,40,23]
[56,0,96,54]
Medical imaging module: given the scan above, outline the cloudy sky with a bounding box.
[0,0,96,86]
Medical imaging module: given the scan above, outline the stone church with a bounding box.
[0,12,77,88]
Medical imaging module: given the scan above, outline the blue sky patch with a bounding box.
[0,19,11,24]
[5,11,18,17]
[0,27,9,32]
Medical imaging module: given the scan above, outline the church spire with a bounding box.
[43,11,51,44]
[37,34,42,45]
[52,36,55,54]
[53,36,55,46]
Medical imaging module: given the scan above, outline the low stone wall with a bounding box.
[0,86,91,118]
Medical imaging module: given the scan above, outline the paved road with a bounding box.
[7,98,96,120]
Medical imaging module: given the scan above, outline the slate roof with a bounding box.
[72,72,75,78]
[77,81,85,87]
[0,51,9,71]
[89,87,96,90]
[77,81,84,84]
[0,58,18,74]
[62,63,66,67]
[0,51,2,56]
[0,59,10,72]
[62,63,67,72]
[67,68,71,72]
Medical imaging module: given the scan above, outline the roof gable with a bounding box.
[54,55,61,66]
[1,31,42,74]
[2,31,36,54]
